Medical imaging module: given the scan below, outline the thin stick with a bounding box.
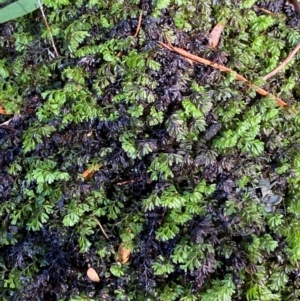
[263,41,300,81]
[134,11,143,38]
[117,179,137,186]
[116,12,143,58]
[92,216,109,240]
[0,119,11,126]
[0,113,21,126]
[116,178,152,186]
[158,40,288,107]
[253,6,275,16]
[37,0,59,58]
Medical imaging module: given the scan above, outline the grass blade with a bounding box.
[0,0,39,23]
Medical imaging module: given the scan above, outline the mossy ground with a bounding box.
[1,0,300,300]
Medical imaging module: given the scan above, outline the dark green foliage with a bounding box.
[2,0,300,300]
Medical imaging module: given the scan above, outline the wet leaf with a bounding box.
[87,267,100,282]
[117,243,131,264]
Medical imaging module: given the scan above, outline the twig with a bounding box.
[158,39,288,107]
[117,12,143,58]
[92,216,109,240]
[263,41,300,81]
[117,179,137,186]
[0,113,21,126]
[134,11,143,38]
[253,5,275,16]
[116,178,152,186]
[38,0,59,58]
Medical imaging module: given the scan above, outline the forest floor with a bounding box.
[1,0,300,300]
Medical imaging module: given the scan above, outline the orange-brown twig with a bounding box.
[158,39,288,107]
[117,12,143,58]
[263,41,300,81]
[134,12,143,38]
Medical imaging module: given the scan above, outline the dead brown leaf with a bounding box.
[117,243,131,264]
[87,267,100,282]
[208,23,224,48]
[0,105,9,115]
[82,164,102,180]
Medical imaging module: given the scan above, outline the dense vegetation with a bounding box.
[1,0,300,300]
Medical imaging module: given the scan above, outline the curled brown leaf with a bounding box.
[0,105,9,115]
[82,164,102,180]
[208,23,224,48]
[87,267,100,282]
[117,243,131,264]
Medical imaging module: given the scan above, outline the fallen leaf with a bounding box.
[208,23,224,48]
[117,243,131,264]
[0,105,9,115]
[82,164,102,180]
[87,267,100,282]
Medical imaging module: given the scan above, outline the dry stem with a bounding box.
[263,41,300,81]
[253,6,275,15]
[38,0,59,58]
[158,40,288,107]
[117,178,152,186]
[92,216,109,240]
[134,12,143,37]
